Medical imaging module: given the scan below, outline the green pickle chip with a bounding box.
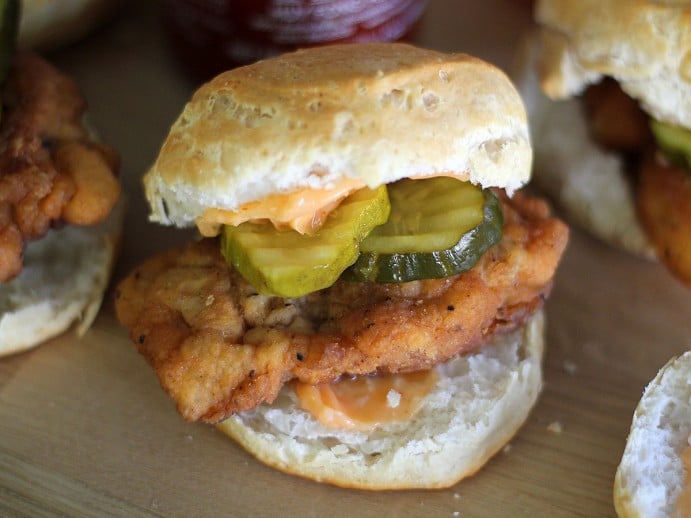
[0,0,18,84]
[650,119,691,171]
[346,182,503,283]
[221,185,390,298]
[221,177,504,296]
[0,0,19,124]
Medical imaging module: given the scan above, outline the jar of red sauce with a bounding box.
[162,0,428,80]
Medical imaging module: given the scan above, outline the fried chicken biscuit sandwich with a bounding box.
[115,42,568,489]
[520,0,691,284]
[0,0,122,355]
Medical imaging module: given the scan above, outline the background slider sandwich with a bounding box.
[0,0,122,355]
[523,0,691,284]
[115,42,568,489]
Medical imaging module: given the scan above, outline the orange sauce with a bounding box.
[194,174,471,237]
[677,439,691,517]
[295,370,439,431]
[195,178,364,236]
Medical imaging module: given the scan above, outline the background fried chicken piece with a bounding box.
[638,156,691,285]
[0,52,120,282]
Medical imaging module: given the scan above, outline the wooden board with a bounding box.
[1,1,689,516]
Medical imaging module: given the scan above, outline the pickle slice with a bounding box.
[651,119,691,171]
[359,178,485,253]
[346,187,503,283]
[0,0,18,126]
[0,0,18,85]
[221,186,390,297]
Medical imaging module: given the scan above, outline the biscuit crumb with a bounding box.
[563,360,578,375]
[387,389,401,408]
[502,443,512,454]
[547,421,563,434]
[331,444,349,455]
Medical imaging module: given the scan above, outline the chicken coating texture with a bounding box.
[583,79,652,153]
[116,192,569,423]
[638,156,691,285]
[0,52,120,282]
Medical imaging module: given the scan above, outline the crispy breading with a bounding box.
[583,79,652,153]
[115,192,569,423]
[638,156,691,285]
[0,51,120,282]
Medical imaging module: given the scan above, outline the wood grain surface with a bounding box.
[1,1,689,516]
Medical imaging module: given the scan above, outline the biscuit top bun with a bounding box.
[614,351,691,518]
[144,43,532,228]
[535,0,691,127]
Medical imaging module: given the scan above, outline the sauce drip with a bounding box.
[295,369,439,431]
[677,438,691,517]
[195,178,364,236]
[681,50,691,84]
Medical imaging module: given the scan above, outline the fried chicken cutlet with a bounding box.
[116,192,568,423]
[0,51,120,282]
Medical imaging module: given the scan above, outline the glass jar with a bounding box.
[162,0,428,79]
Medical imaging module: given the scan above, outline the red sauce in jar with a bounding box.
[162,0,428,79]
